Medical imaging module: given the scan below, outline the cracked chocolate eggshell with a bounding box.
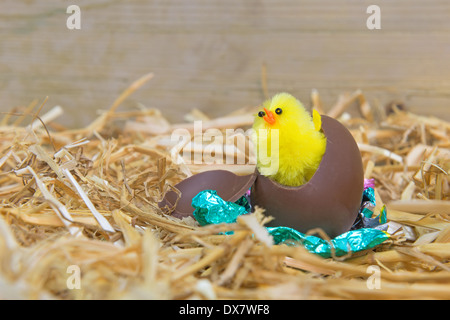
[250,115,364,238]
[159,170,256,219]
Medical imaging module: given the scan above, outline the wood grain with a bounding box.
[0,0,449,127]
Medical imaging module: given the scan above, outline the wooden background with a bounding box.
[1,0,449,128]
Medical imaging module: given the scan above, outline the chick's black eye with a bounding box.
[258,111,265,117]
[275,108,282,115]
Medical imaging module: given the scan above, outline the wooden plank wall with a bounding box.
[1,0,449,127]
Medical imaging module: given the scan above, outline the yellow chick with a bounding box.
[252,93,326,186]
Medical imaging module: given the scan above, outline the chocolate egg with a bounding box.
[250,115,364,238]
[159,170,256,219]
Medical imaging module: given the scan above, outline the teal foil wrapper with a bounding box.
[267,226,389,258]
[352,182,387,229]
[191,189,389,258]
[362,187,376,218]
[192,190,247,225]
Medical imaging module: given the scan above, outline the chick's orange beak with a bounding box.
[263,107,276,125]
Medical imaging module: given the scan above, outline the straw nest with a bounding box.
[1,75,449,299]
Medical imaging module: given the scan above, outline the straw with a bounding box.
[0,86,449,300]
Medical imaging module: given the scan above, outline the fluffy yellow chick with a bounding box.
[252,93,326,186]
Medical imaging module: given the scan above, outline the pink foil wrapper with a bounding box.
[364,178,375,190]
